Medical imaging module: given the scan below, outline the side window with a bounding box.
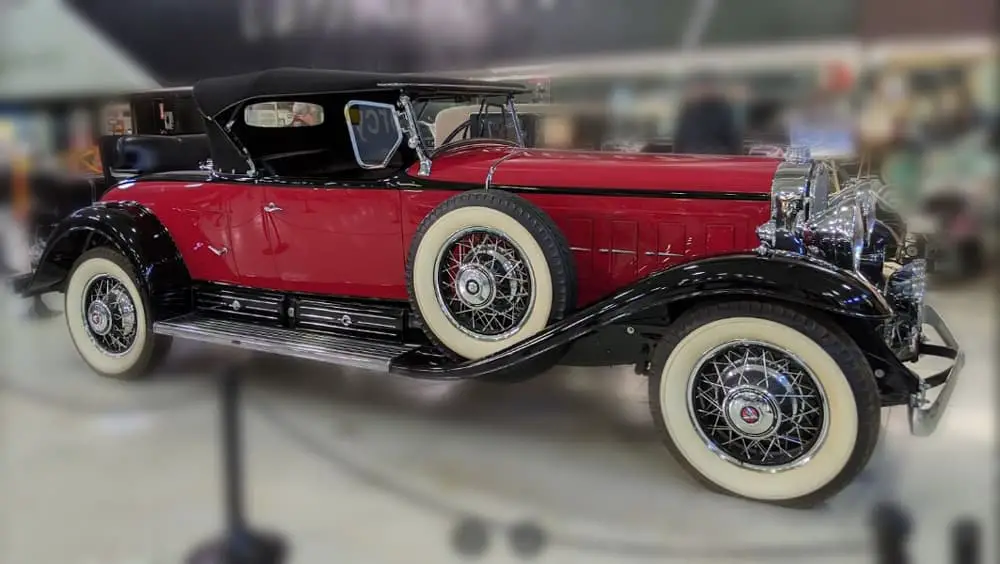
[244,101,325,128]
[344,101,403,169]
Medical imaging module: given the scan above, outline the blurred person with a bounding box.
[672,73,743,155]
[785,88,855,161]
[924,84,986,145]
[291,102,320,127]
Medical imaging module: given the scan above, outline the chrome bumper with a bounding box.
[907,305,964,437]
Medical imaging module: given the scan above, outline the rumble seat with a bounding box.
[108,134,211,177]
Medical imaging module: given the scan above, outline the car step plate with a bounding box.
[153,314,419,372]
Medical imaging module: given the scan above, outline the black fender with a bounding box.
[18,201,192,320]
[391,251,893,379]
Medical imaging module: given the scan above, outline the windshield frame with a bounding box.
[397,92,525,176]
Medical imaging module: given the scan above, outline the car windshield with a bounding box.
[415,95,525,153]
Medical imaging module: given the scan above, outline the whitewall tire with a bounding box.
[64,247,171,380]
[648,301,881,507]
[407,190,575,363]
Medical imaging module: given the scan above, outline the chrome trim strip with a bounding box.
[153,315,418,373]
[485,148,524,191]
[644,251,685,257]
[908,305,964,437]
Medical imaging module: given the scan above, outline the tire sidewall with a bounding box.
[65,249,152,378]
[650,306,872,504]
[411,205,555,359]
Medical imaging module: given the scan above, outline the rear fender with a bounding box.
[20,201,192,320]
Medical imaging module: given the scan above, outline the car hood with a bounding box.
[412,143,781,195]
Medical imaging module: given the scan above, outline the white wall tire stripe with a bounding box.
[659,317,858,501]
[65,256,149,376]
[411,205,554,359]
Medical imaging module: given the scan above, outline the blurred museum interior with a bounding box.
[0,1,995,563]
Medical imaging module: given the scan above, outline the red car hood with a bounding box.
[412,143,780,195]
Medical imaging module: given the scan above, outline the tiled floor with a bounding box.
[0,282,994,564]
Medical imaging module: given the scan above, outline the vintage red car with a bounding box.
[11,69,962,506]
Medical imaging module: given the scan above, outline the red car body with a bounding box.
[103,144,776,305]
[11,70,960,508]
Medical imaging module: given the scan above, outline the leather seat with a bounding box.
[111,134,211,175]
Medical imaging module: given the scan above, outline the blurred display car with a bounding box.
[11,69,962,507]
[9,88,203,273]
[880,127,996,281]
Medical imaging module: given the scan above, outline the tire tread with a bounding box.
[647,300,881,507]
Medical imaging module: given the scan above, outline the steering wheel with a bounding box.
[440,119,473,146]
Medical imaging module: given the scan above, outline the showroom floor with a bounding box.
[0,282,994,564]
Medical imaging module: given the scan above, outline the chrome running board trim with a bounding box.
[153,314,419,373]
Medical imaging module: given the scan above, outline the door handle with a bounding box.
[207,245,228,256]
[263,202,283,213]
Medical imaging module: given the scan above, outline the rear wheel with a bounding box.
[648,301,881,506]
[64,247,172,380]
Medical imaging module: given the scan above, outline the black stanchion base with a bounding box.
[185,530,287,564]
[24,296,59,320]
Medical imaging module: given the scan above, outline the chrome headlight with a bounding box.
[803,198,866,271]
[759,161,813,247]
[828,181,877,244]
[759,160,836,245]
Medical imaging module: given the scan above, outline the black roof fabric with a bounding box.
[192,68,525,118]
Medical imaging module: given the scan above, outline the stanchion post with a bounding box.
[872,502,911,564]
[185,366,288,564]
[951,518,980,564]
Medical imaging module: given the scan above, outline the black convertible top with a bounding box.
[193,68,526,118]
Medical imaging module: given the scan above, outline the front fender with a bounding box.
[618,251,893,322]
[392,252,892,379]
[19,201,191,320]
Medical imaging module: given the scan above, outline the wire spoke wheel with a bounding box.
[687,341,829,472]
[81,274,138,357]
[434,228,535,341]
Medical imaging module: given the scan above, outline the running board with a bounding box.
[153,314,420,373]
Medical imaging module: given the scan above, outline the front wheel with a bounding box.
[648,301,881,507]
[64,247,172,380]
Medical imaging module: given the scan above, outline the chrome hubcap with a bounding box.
[81,275,138,357]
[455,264,495,308]
[723,387,779,437]
[87,301,114,336]
[434,228,535,341]
[688,342,828,471]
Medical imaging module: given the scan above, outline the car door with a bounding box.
[224,181,282,289]
[260,184,406,299]
[250,98,409,300]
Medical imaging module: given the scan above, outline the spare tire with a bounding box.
[406,189,576,360]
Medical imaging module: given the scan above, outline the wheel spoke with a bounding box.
[689,341,828,470]
[435,228,534,339]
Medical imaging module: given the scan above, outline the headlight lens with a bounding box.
[829,182,877,244]
[804,199,866,271]
[758,160,872,273]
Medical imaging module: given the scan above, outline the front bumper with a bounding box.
[907,305,964,437]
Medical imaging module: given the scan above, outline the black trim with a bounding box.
[389,252,896,380]
[128,172,771,201]
[193,68,526,119]
[16,202,193,320]
[493,184,769,201]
